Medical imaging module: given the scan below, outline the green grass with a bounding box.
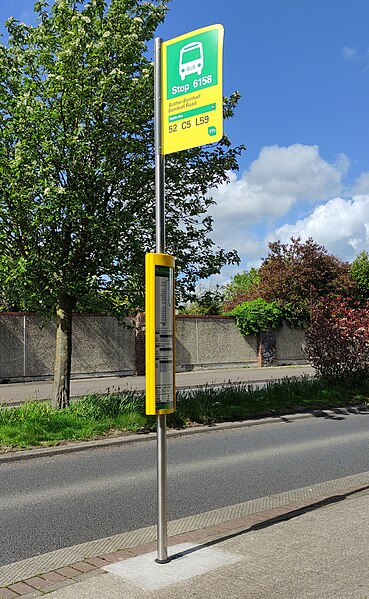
[1,376,368,450]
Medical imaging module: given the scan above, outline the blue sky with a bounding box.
[1,1,369,283]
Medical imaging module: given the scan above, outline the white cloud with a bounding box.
[246,144,346,198]
[202,144,369,286]
[351,172,369,194]
[334,153,350,177]
[209,143,347,253]
[274,195,369,261]
[210,144,346,222]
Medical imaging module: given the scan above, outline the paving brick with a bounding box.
[250,513,272,523]
[96,553,122,564]
[71,570,106,583]
[128,542,157,556]
[69,561,96,573]
[169,534,190,544]
[84,557,111,568]
[23,577,50,591]
[227,516,253,528]
[265,506,291,518]
[181,530,207,542]
[0,588,20,599]
[54,566,81,578]
[8,583,35,596]
[40,572,66,584]
[211,522,237,533]
[14,592,42,599]
[109,550,134,561]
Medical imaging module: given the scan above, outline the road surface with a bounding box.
[1,408,368,566]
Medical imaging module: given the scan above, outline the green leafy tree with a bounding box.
[179,285,224,315]
[351,250,369,302]
[222,267,260,311]
[0,0,243,407]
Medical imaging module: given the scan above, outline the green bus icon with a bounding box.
[179,41,204,80]
[208,126,217,136]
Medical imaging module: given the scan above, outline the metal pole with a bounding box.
[154,36,169,565]
[23,315,26,378]
[155,37,165,256]
[156,413,168,563]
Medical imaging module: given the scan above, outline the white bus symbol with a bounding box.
[179,41,204,80]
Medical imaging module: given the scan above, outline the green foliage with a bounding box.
[222,268,260,311]
[0,0,244,314]
[180,285,224,315]
[0,392,150,447]
[279,302,309,329]
[222,239,354,326]
[256,237,354,326]
[1,377,369,448]
[76,289,130,318]
[351,250,369,302]
[0,0,244,405]
[228,298,283,335]
[70,391,144,419]
[0,0,166,313]
[0,400,108,447]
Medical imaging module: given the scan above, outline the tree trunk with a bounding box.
[52,291,74,409]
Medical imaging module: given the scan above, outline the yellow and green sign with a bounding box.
[162,24,224,155]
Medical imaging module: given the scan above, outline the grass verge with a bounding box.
[1,376,368,450]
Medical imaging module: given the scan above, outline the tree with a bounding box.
[0,0,243,407]
[222,268,260,311]
[179,285,224,315]
[256,238,354,326]
[351,250,369,302]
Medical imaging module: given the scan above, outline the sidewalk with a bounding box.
[0,365,315,405]
[1,470,368,599]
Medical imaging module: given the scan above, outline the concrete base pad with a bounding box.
[103,543,242,591]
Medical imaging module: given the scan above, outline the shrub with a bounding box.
[228,298,283,336]
[257,237,354,326]
[305,297,369,383]
[180,286,225,315]
[221,238,354,326]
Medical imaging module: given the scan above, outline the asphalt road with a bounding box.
[1,409,369,566]
[0,365,315,405]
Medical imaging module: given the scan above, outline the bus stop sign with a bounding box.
[162,24,224,155]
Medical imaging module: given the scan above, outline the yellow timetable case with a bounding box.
[145,253,176,415]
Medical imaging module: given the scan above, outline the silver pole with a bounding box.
[154,36,169,564]
[156,413,168,563]
[23,315,26,378]
[155,37,165,256]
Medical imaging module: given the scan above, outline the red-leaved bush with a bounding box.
[222,238,355,325]
[305,297,369,383]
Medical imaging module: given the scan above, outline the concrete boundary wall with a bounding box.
[276,322,307,365]
[175,315,258,371]
[0,313,136,381]
[0,313,307,382]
